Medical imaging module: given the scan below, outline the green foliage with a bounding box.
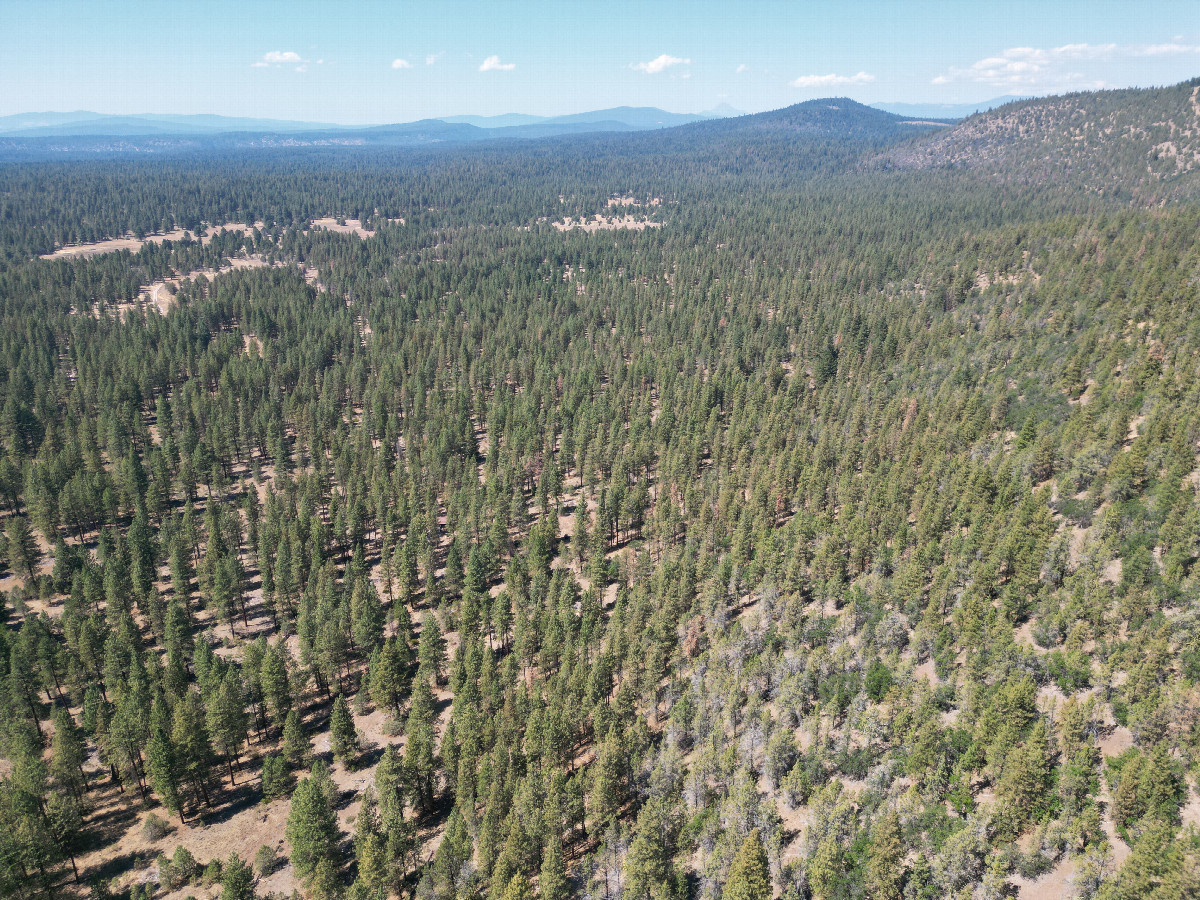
[723,829,770,900]
[329,694,360,764]
[286,774,341,884]
[219,854,255,900]
[5,80,1200,900]
[261,754,292,801]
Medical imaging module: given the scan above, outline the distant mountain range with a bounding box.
[0,100,1043,145]
[0,112,347,137]
[869,97,1030,120]
[0,106,743,139]
[0,100,950,159]
[442,106,738,129]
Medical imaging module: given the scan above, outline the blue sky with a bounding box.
[4,1,1200,123]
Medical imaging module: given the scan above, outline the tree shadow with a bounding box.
[195,778,261,827]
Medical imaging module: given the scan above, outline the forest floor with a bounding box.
[309,218,375,238]
[42,223,262,260]
[553,215,662,232]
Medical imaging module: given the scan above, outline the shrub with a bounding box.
[202,859,223,886]
[254,844,278,877]
[142,813,173,841]
[172,846,198,883]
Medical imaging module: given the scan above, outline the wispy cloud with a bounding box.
[391,58,413,69]
[735,64,748,74]
[632,54,690,74]
[1141,41,1200,55]
[252,50,306,71]
[790,71,875,88]
[479,55,515,72]
[932,40,1200,91]
[426,52,443,66]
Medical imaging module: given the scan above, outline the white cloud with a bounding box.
[392,58,413,69]
[932,40,1200,91]
[632,54,690,74]
[253,50,306,70]
[736,63,748,74]
[426,52,443,66]
[790,71,875,88]
[479,55,515,72]
[1140,41,1200,56]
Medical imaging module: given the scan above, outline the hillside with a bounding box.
[0,80,1200,900]
[880,79,1200,201]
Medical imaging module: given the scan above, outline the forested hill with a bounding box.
[0,99,940,161]
[2,79,1200,900]
[880,78,1200,201]
[675,97,950,142]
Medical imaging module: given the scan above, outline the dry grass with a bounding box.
[42,223,262,260]
[309,218,375,238]
[553,214,662,232]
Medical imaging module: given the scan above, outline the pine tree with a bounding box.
[261,753,292,800]
[172,691,216,809]
[354,788,389,894]
[350,577,385,653]
[540,834,568,900]
[417,616,446,686]
[724,829,770,900]
[329,693,360,764]
[208,671,249,786]
[588,726,630,827]
[260,642,292,729]
[5,516,39,580]
[500,873,534,900]
[369,636,410,716]
[146,706,183,820]
[49,706,88,799]
[220,853,256,900]
[995,719,1051,835]
[394,541,417,608]
[46,792,84,883]
[286,774,341,883]
[623,796,683,900]
[282,709,312,768]
[864,810,904,900]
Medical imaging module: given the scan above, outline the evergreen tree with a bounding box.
[282,709,313,768]
[865,810,905,900]
[49,706,88,799]
[146,709,183,820]
[417,616,446,686]
[329,693,360,764]
[220,853,256,900]
[208,671,249,785]
[5,516,38,580]
[286,774,341,884]
[723,829,770,900]
[171,691,216,810]
[540,834,568,900]
[261,753,292,800]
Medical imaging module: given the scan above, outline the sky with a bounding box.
[3,0,1200,124]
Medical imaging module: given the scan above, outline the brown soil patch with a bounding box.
[1010,854,1077,900]
[553,215,662,232]
[309,218,375,238]
[42,223,262,260]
